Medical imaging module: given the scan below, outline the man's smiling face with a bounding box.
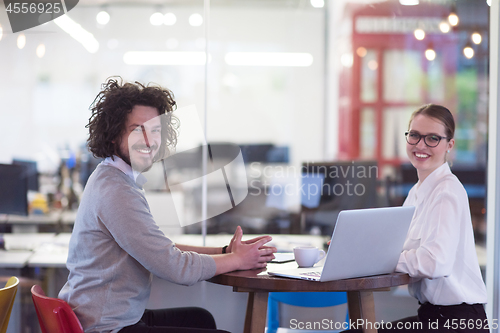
[117,105,162,172]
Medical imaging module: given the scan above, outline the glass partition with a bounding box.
[0,0,493,329]
[0,0,490,235]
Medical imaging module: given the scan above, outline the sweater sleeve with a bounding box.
[95,172,216,285]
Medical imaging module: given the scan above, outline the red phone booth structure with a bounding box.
[338,1,457,174]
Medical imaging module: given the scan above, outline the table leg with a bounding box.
[243,291,269,333]
[347,290,377,333]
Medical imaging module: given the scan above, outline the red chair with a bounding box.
[31,285,83,333]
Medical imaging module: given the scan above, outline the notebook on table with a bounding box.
[268,206,415,282]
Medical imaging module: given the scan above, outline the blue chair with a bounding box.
[267,292,348,333]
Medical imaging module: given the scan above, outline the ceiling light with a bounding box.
[439,21,450,33]
[472,32,482,45]
[96,11,110,25]
[448,13,459,26]
[356,47,367,57]
[341,53,353,68]
[414,28,425,40]
[0,25,3,41]
[54,16,99,53]
[36,44,46,58]
[448,3,459,27]
[463,45,474,59]
[487,0,491,6]
[368,60,378,70]
[164,13,176,26]
[310,0,324,8]
[17,34,26,49]
[123,51,209,65]
[399,0,419,5]
[150,12,164,26]
[425,48,436,61]
[225,52,313,67]
[189,13,203,27]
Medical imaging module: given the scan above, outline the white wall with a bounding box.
[0,4,326,173]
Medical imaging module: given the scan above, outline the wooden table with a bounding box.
[208,269,417,333]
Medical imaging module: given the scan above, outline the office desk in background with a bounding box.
[0,211,76,233]
[0,233,57,270]
[0,233,70,297]
[27,233,71,268]
[0,233,64,333]
[0,233,57,269]
[0,251,33,268]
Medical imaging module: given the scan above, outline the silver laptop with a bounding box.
[268,206,415,282]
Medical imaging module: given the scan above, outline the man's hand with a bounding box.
[213,226,277,274]
[227,226,275,254]
[230,226,276,270]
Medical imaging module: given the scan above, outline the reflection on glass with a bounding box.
[464,46,474,59]
[356,47,367,57]
[425,48,436,61]
[383,50,422,103]
[414,28,425,41]
[138,112,248,228]
[382,107,417,160]
[439,21,451,33]
[361,49,377,102]
[427,54,444,102]
[360,108,376,159]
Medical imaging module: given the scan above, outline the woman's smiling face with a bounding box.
[406,114,455,182]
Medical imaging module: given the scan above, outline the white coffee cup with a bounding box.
[293,246,326,268]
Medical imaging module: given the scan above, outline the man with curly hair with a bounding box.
[59,77,276,333]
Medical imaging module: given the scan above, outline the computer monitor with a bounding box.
[239,144,274,164]
[12,159,39,191]
[301,161,379,235]
[266,146,289,163]
[450,165,486,199]
[398,163,487,199]
[0,164,29,216]
[302,161,379,208]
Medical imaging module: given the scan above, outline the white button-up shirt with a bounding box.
[396,162,487,305]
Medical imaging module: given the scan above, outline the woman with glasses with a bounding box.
[344,104,488,332]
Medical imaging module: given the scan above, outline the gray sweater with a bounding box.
[59,162,216,333]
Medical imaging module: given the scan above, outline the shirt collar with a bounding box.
[414,162,451,203]
[102,156,148,187]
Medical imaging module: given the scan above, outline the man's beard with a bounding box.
[113,137,130,166]
[116,149,132,166]
[124,146,160,173]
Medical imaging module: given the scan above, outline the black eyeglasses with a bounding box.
[405,132,448,148]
